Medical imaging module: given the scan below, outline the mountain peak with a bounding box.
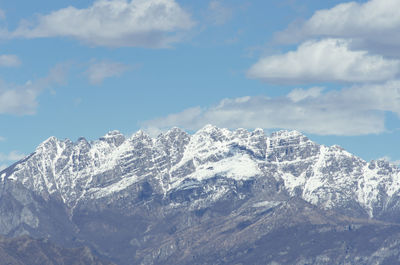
[132,129,148,137]
[100,130,125,146]
[77,136,88,143]
[270,129,305,139]
[35,136,60,152]
[252,128,265,135]
[195,124,232,137]
[197,124,218,133]
[164,127,185,136]
[104,130,123,137]
[42,136,58,144]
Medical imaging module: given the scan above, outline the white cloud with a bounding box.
[86,61,129,85]
[0,63,68,115]
[0,54,21,67]
[287,87,323,102]
[207,0,233,25]
[0,136,5,142]
[0,164,7,171]
[7,0,194,48]
[247,39,400,84]
[0,151,25,162]
[142,81,400,136]
[276,0,400,55]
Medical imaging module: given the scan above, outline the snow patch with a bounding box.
[171,153,261,189]
[252,200,281,208]
[88,175,140,199]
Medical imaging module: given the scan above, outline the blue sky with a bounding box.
[1,0,400,169]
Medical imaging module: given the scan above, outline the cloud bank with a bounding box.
[143,81,400,136]
[276,0,400,55]
[5,0,194,48]
[248,39,400,84]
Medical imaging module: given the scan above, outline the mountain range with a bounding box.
[1,125,400,264]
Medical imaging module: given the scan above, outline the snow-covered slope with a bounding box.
[1,125,400,218]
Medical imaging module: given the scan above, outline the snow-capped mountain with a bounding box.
[1,125,400,264]
[2,125,399,218]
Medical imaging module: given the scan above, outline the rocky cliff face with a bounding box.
[1,125,400,264]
